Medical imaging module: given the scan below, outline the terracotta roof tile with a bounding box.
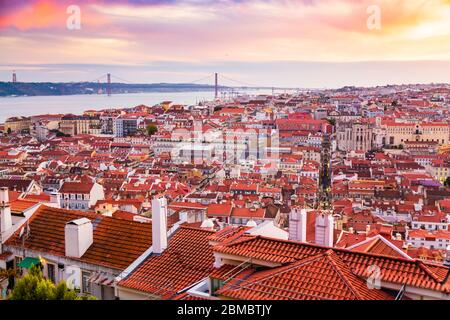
[59,181,94,194]
[5,205,152,270]
[118,225,215,298]
[213,235,450,294]
[217,250,394,300]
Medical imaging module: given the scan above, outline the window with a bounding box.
[47,263,56,283]
[210,278,224,295]
[14,256,23,275]
[82,271,91,294]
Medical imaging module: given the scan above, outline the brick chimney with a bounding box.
[152,197,168,254]
[0,187,12,239]
[289,207,307,242]
[65,218,93,258]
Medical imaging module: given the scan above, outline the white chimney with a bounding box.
[348,227,354,234]
[50,192,61,207]
[395,233,402,241]
[246,219,257,228]
[65,218,93,258]
[289,208,307,242]
[365,225,371,234]
[152,197,168,254]
[445,245,450,267]
[0,187,12,237]
[0,187,9,203]
[414,203,422,212]
[201,218,215,229]
[315,211,334,247]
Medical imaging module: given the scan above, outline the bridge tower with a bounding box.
[107,73,111,96]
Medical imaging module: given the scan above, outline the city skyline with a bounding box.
[1,0,450,87]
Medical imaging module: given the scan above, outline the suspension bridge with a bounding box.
[8,71,305,99]
[86,72,301,98]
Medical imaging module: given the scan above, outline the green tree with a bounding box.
[146,124,158,136]
[7,127,12,134]
[9,265,96,300]
[326,118,336,127]
[444,177,450,188]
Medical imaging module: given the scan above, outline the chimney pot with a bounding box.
[289,208,307,242]
[445,245,450,267]
[65,218,93,258]
[201,218,215,229]
[152,197,168,254]
[0,187,12,239]
[0,187,9,204]
[50,192,61,207]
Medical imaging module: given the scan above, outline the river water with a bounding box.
[0,89,277,122]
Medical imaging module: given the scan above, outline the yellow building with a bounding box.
[427,161,450,183]
[384,121,449,146]
[4,116,31,133]
[60,115,101,136]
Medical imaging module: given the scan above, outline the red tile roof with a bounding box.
[4,205,152,270]
[231,207,265,219]
[213,235,450,294]
[217,250,394,300]
[59,181,94,194]
[23,193,51,202]
[118,225,215,298]
[168,201,207,210]
[207,203,233,217]
[10,199,39,214]
[348,236,408,259]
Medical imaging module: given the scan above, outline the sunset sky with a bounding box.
[0,0,449,87]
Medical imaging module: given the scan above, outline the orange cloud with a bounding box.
[0,0,449,65]
[0,0,107,30]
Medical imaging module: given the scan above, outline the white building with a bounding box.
[59,182,105,211]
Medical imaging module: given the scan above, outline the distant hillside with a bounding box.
[0,82,223,97]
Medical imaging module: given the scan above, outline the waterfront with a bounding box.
[0,89,285,122]
[0,91,219,122]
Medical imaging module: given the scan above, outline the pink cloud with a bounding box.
[0,0,108,31]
